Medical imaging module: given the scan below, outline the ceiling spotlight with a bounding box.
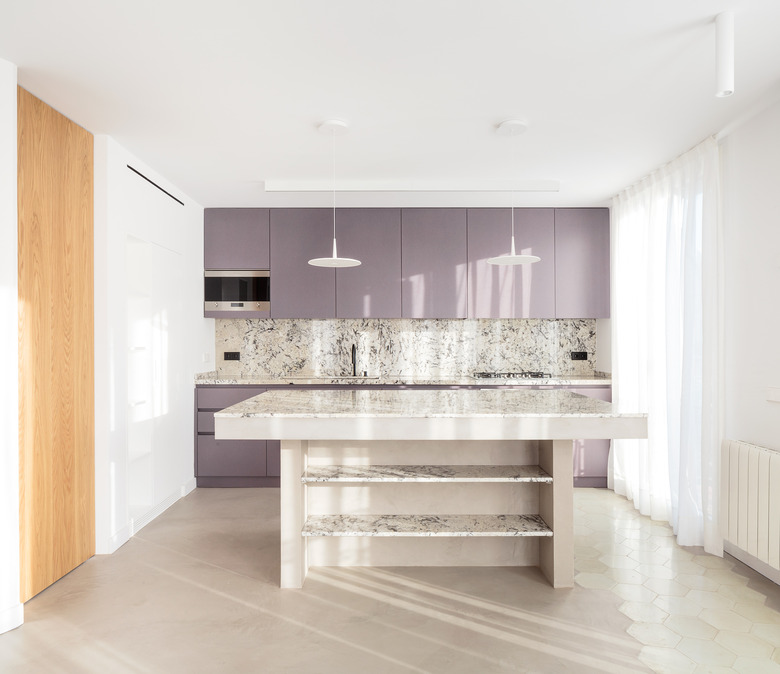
[716,11,735,98]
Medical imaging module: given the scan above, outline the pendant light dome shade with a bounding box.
[308,120,361,268]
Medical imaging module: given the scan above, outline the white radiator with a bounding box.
[721,439,780,584]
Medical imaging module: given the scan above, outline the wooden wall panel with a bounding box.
[18,87,94,602]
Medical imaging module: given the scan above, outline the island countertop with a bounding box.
[215,388,646,441]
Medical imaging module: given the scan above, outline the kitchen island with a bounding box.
[215,388,646,589]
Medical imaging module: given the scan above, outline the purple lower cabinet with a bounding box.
[569,386,611,488]
[401,208,468,318]
[467,208,555,318]
[195,386,279,488]
[270,209,336,319]
[197,437,267,476]
[266,440,281,477]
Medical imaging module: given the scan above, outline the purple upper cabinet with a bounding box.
[554,208,610,318]
[270,209,336,318]
[401,208,468,318]
[204,208,270,270]
[335,208,402,318]
[467,208,555,319]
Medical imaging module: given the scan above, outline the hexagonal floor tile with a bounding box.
[639,645,696,673]
[732,655,780,673]
[606,567,645,585]
[637,564,677,580]
[700,607,753,632]
[685,590,735,611]
[676,573,721,591]
[718,583,770,605]
[611,583,658,603]
[715,630,774,658]
[643,577,689,597]
[704,568,751,586]
[733,602,780,624]
[750,622,780,647]
[574,557,608,574]
[692,554,736,570]
[665,615,718,640]
[663,559,707,575]
[628,622,682,648]
[600,555,640,570]
[629,549,669,566]
[654,595,704,617]
[620,600,669,623]
[676,637,737,667]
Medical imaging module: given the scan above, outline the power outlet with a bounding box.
[571,351,588,361]
[224,351,240,361]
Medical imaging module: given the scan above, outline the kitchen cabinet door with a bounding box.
[554,208,610,318]
[467,208,555,318]
[195,386,278,487]
[401,208,468,318]
[204,208,270,270]
[270,209,336,318]
[569,386,611,488]
[336,208,402,318]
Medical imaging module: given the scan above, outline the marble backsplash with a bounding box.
[215,318,598,378]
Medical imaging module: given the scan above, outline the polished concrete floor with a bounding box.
[2,488,780,673]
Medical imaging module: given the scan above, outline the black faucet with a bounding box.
[351,343,357,376]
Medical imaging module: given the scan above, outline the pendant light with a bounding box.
[487,120,540,266]
[308,119,361,268]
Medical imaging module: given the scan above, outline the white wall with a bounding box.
[94,136,214,553]
[720,99,780,450]
[0,59,22,634]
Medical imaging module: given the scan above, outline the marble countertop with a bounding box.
[217,388,632,419]
[215,388,645,441]
[195,372,612,387]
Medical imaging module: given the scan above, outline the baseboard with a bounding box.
[181,477,197,497]
[724,541,780,586]
[130,489,182,536]
[108,524,131,553]
[196,476,280,488]
[574,477,607,488]
[0,602,23,635]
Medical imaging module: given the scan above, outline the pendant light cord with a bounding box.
[332,128,337,240]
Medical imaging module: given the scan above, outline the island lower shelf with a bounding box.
[302,464,552,483]
[302,513,553,537]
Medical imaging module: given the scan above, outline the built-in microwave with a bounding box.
[204,270,270,314]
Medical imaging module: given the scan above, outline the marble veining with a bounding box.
[302,513,553,537]
[214,318,599,379]
[218,388,631,419]
[301,464,552,483]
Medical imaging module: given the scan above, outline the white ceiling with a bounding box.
[3,0,780,209]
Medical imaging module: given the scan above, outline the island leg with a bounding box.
[280,439,307,588]
[538,439,574,588]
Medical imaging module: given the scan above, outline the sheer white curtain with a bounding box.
[610,137,722,554]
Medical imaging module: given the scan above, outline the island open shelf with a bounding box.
[215,388,647,589]
[302,464,552,483]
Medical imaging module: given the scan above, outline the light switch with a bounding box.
[768,387,780,403]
